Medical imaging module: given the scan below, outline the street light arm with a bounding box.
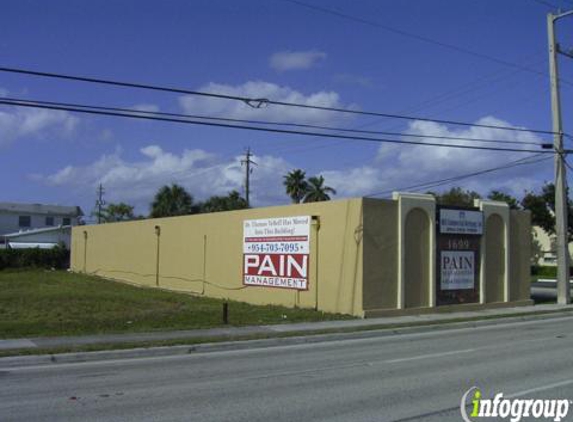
[553,9,573,22]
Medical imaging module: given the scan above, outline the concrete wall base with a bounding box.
[363,300,534,318]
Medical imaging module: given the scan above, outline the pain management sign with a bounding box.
[243,216,310,290]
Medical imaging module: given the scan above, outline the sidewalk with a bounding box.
[1,303,572,354]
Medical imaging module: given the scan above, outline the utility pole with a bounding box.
[95,183,106,224]
[548,10,573,305]
[241,147,256,207]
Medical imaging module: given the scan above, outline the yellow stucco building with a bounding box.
[71,193,532,317]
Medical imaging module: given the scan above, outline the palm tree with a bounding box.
[200,190,248,213]
[303,176,336,203]
[283,169,309,204]
[101,202,135,222]
[150,184,194,218]
[226,190,249,210]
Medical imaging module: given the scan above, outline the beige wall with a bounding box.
[510,210,532,302]
[404,208,431,308]
[485,214,506,303]
[362,198,532,317]
[362,199,399,312]
[71,199,364,316]
[71,195,533,318]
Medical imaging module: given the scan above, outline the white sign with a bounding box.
[440,251,475,290]
[243,216,310,290]
[440,209,483,235]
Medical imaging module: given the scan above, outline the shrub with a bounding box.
[0,244,69,270]
[531,265,573,277]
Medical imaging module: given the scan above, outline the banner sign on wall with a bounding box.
[436,207,481,306]
[440,250,475,290]
[439,209,483,235]
[243,216,310,290]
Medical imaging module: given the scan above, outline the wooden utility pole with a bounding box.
[241,148,256,207]
[96,183,105,224]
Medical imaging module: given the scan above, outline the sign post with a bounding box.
[243,216,310,290]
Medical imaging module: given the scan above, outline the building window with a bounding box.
[19,216,31,228]
[46,216,54,226]
[63,217,71,226]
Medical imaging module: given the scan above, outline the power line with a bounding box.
[280,0,573,89]
[0,96,548,147]
[257,54,550,157]
[0,97,554,154]
[365,154,551,198]
[367,154,550,198]
[269,80,551,170]
[0,65,557,136]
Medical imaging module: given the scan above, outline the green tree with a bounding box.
[487,190,520,209]
[430,187,481,207]
[303,175,337,203]
[521,182,573,240]
[522,190,554,234]
[283,169,309,204]
[531,229,544,266]
[101,202,135,222]
[150,184,194,218]
[200,190,248,213]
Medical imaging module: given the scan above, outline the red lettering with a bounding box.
[244,254,308,279]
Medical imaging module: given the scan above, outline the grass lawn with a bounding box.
[0,269,352,339]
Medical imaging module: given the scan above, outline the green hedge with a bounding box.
[0,245,70,270]
[531,265,573,277]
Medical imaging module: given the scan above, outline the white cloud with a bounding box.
[319,116,550,199]
[0,106,78,146]
[322,166,380,195]
[132,103,160,113]
[35,145,293,214]
[269,50,327,71]
[33,116,550,214]
[384,116,542,173]
[179,81,354,126]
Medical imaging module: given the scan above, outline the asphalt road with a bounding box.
[2,315,573,422]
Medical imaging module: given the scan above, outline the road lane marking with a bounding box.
[4,314,573,372]
[4,332,568,374]
[384,348,477,364]
[508,379,573,398]
[386,379,573,422]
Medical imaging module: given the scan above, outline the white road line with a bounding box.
[4,314,573,372]
[508,379,573,398]
[384,348,476,364]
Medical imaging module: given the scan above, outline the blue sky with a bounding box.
[1,0,572,218]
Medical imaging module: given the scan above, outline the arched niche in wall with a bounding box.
[404,207,431,308]
[485,213,505,303]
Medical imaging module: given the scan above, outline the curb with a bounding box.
[2,309,573,369]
